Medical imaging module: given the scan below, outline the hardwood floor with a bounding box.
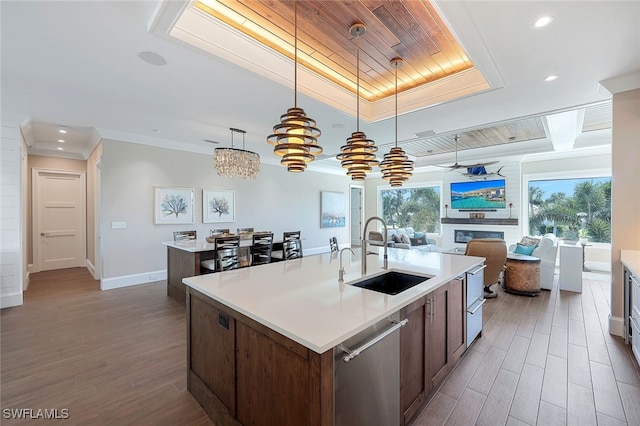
[2,268,638,425]
[0,268,212,425]
[413,271,640,426]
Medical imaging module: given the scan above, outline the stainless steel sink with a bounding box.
[350,271,430,295]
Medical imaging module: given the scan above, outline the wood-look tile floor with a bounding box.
[0,268,212,425]
[3,268,639,425]
[413,271,640,426]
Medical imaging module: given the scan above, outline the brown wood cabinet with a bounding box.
[187,277,468,426]
[187,288,333,426]
[400,277,466,425]
[167,246,214,305]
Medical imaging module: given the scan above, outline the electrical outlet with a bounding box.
[112,221,127,229]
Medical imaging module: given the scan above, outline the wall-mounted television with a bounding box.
[450,179,506,209]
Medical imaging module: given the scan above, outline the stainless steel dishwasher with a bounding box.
[334,313,407,426]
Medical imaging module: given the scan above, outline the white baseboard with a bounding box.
[24,271,30,291]
[86,259,97,279]
[609,315,625,337]
[100,270,167,291]
[0,292,23,308]
[27,263,36,274]
[304,246,332,256]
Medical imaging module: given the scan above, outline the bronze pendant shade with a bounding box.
[337,23,379,181]
[267,0,322,173]
[379,58,413,186]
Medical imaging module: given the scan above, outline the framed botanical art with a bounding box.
[321,191,346,228]
[203,189,235,223]
[153,187,195,225]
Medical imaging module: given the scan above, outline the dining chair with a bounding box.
[211,228,230,235]
[201,235,241,273]
[282,239,303,260]
[329,236,339,253]
[173,230,196,241]
[272,231,301,261]
[283,231,301,242]
[251,232,274,266]
[217,247,240,272]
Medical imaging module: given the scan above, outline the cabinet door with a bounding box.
[426,284,449,392]
[400,297,427,424]
[189,293,236,416]
[448,277,466,364]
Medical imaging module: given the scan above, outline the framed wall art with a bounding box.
[153,187,194,225]
[203,189,235,223]
[321,191,346,228]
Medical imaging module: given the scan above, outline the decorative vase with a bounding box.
[579,237,588,245]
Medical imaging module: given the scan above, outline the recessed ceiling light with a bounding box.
[138,51,167,66]
[58,127,67,134]
[58,139,65,143]
[57,147,64,150]
[534,16,553,28]
[544,74,559,82]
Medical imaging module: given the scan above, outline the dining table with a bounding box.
[163,234,283,305]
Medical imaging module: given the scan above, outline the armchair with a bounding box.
[465,239,508,298]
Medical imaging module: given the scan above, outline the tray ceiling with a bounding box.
[194,0,475,102]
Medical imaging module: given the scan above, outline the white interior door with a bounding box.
[350,186,364,247]
[33,169,86,271]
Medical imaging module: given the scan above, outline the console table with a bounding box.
[504,254,541,296]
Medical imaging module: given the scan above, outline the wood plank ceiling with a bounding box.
[195,0,473,101]
[384,116,549,158]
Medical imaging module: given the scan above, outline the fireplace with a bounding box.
[454,229,505,244]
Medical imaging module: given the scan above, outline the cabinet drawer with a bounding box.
[630,316,640,365]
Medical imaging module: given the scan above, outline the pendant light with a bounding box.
[267,0,322,172]
[379,57,413,186]
[337,23,379,181]
[213,128,260,179]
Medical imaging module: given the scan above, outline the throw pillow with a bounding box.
[413,231,426,239]
[401,234,411,245]
[410,236,427,246]
[519,236,540,247]
[514,243,536,256]
[392,234,401,244]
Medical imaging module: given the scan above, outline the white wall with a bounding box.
[363,162,522,249]
[0,123,24,307]
[100,139,352,288]
[440,160,521,249]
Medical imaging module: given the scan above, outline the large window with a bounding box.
[528,177,611,242]
[380,185,441,233]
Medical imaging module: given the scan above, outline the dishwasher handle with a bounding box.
[341,319,408,363]
[468,264,487,275]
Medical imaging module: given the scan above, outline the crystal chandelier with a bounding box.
[379,58,413,187]
[337,23,379,181]
[214,128,260,179]
[267,0,322,173]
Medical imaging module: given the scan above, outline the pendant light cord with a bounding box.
[356,30,360,132]
[395,61,398,148]
[294,0,298,108]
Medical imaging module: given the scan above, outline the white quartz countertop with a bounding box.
[621,250,640,277]
[183,247,484,354]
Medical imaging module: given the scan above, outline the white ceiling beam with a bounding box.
[546,110,585,152]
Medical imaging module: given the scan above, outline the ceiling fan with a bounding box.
[434,134,499,170]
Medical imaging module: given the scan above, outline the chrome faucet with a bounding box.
[338,248,355,282]
[362,216,388,275]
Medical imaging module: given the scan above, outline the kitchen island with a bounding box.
[183,247,484,426]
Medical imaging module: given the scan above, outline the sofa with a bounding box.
[509,234,558,290]
[373,227,439,252]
